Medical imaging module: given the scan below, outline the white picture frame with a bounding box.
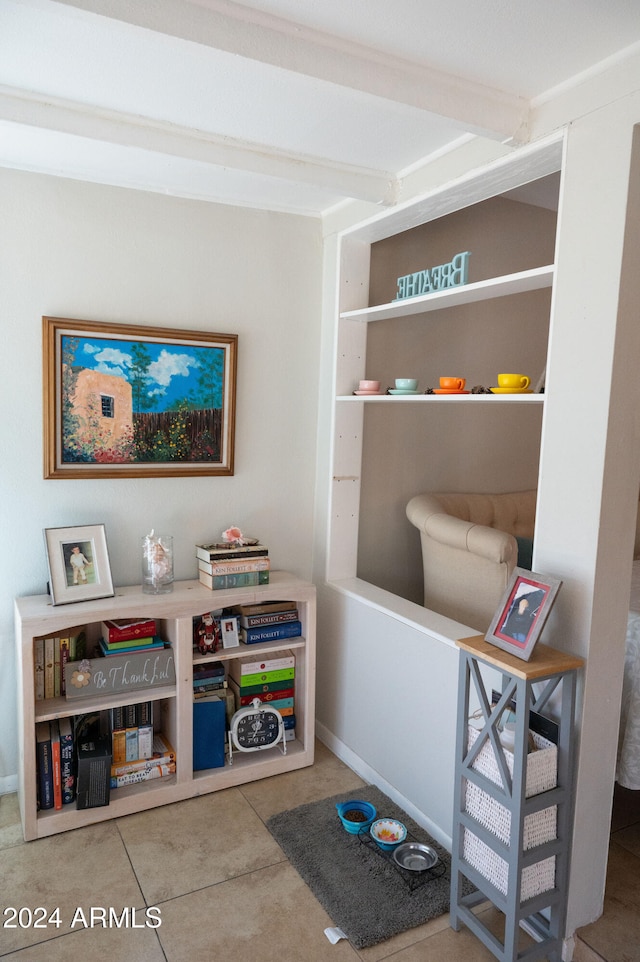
[44,523,114,605]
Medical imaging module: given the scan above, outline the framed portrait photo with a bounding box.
[44,524,114,605]
[43,316,237,479]
[485,567,562,661]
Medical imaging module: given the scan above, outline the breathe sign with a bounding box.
[395,250,471,300]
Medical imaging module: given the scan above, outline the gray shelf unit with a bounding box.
[450,635,584,962]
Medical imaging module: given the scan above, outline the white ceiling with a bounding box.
[1,0,640,216]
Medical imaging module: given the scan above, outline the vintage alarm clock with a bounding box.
[228,697,286,763]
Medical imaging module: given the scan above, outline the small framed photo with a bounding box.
[44,523,114,605]
[221,616,240,649]
[486,567,562,661]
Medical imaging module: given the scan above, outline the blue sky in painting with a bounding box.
[65,335,223,412]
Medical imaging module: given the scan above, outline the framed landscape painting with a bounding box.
[43,317,237,478]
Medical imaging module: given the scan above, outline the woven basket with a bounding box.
[462,828,556,899]
[463,725,558,899]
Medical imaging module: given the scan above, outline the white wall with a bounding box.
[0,168,322,790]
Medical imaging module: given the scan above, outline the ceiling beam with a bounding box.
[0,85,398,205]
[51,0,529,141]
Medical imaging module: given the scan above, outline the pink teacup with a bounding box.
[359,379,380,392]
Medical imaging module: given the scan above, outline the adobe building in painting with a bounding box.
[71,368,133,452]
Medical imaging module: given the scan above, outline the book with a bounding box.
[226,676,295,697]
[53,639,61,698]
[198,556,270,576]
[50,719,63,810]
[240,621,302,645]
[193,662,226,679]
[238,608,299,629]
[101,618,157,643]
[69,626,87,661]
[138,725,153,759]
[230,682,295,707]
[59,636,70,696]
[125,728,138,761]
[232,599,297,617]
[111,733,176,777]
[112,762,176,789]
[99,637,165,657]
[199,570,270,590]
[35,721,54,810]
[228,651,296,677]
[137,701,153,727]
[193,696,226,770]
[59,716,75,804]
[195,542,269,562]
[44,637,55,700]
[193,677,227,691]
[112,729,127,764]
[34,638,45,701]
[229,666,295,688]
[101,635,156,650]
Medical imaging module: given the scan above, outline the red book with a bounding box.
[101,618,156,642]
[236,687,295,706]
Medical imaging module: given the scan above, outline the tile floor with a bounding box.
[0,742,637,962]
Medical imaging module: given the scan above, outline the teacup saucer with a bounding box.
[388,388,420,395]
[433,389,470,395]
[490,387,533,394]
[353,390,385,396]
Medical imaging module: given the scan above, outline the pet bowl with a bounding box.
[336,799,377,834]
[370,817,407,851]
[392,842,438,872]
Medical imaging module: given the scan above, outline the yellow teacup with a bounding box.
[497,373,530,390]
[440,376,465,391]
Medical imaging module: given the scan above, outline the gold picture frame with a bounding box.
[43,316,237,478]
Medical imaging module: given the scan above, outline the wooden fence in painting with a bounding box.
[134,408,222,460]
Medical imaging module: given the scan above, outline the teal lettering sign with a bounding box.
[395,251,471,300]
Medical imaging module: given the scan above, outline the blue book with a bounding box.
[99,637,165,657]
[35,721,54,810]
[59,716,75,805]
[240,620,302,645]
[193,696,226,771]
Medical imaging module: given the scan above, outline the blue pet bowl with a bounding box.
[336,799,377,834]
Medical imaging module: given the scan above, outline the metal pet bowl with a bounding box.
[335,799,377,834]
[392,842,438,872]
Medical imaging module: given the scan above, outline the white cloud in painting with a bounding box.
[148,349,198,387]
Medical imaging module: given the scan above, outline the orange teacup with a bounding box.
[497,373,530,390]
[440,377,466,391]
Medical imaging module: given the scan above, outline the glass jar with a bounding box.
[142,533,174,594]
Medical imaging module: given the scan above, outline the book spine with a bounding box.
[240,621,302,644]
[50,720,63,810]
[111,750,176,778]
[103,636,156,650]
[35,722,54,810]
[226,676,294,697]
[240,609,299,628]
[137,725,154,760]
[34,638,45,701]
[236,688,294,706]
[44,637,55,700]
[231,651,295,674]
[53,639,61,698]
[59,719,75,804]
[199,570,270,590]
[136,701,153,727]
[112,762,175,788]
[195,544,268,562]
[125,728,138,761]
[102,620,157,642]
[198,557,270,576]
[59,637,70,696]
[229,666,295,687]
[112,729,127,765]
[233,600,297,617]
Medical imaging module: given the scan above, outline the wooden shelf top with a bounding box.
[457,634,584,679]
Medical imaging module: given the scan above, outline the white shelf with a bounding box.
[15,572,316,841]
[337,393,544,404]
[340,265,554,323]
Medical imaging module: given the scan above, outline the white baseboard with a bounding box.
[315,720,452,852]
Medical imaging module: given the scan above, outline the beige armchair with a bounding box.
[406,491,537,632]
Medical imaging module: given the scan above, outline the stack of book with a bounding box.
[35,717,75,810]
[195,541,270,590]
[193,661,234,725]
[232,600,302,645]
[34,626,87,700]
[110,731,176,789]
[227,651,296,741]
[100,618,163,656]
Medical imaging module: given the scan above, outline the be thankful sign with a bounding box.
[65,647,175,699]
[395,250,471,300]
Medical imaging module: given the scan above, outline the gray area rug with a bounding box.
[266,785,462,949]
